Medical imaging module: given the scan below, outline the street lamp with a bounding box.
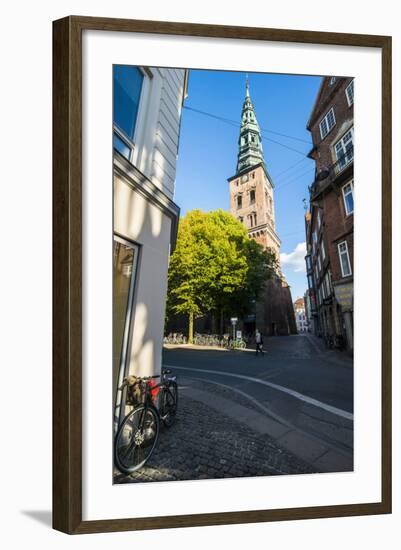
[230,317,238,341]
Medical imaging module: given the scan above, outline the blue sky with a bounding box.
[174,69,322,301]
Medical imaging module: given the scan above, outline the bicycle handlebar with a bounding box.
[118,370,174,390]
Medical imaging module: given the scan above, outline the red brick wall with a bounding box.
[320,188,353,283]
[309,78,354,172]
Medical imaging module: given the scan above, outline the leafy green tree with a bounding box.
[166,209,277,342]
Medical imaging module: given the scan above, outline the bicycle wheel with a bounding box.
[160,381,178,428]
[114,405,160,474]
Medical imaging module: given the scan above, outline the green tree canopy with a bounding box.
[166,209,277,341]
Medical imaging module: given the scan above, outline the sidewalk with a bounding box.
[304,333,353,367]
[114,375,352,484]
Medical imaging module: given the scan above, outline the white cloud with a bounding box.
[280,242,307,273]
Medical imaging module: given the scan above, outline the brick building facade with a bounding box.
[305,76,354,351]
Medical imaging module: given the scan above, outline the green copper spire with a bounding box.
[236,79,265,174]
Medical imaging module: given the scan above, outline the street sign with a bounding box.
[230,317,238,324]
[236,330,242,339]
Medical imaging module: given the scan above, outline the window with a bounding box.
[113,66,143,139]
[317,254,322,272]
[308,274,313,289]
[250,190,255,204]
[329,76,337,86]
[113,133,131,158]
[335,128,354,171]
[319,107,336,139]
[317,210,321,229]
[238,216,243,223]
[306,255,312,270]
[237,195,242,209]
[248,213,257,228]
[113,237,139,428]
[321,280,326,300]
[312,230,318,253]
[113,66,144,159]
[321,240,326,261]
[346,80,354,106]
[342,181,354,215]
[338,241,352,277]
[325,272,332,296]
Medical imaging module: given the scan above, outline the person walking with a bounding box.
[255,329,264,357]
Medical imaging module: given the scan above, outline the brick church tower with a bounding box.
[228,79,297,336]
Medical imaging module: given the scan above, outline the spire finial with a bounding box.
[245,73,249,97]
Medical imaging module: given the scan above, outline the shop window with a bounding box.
[113,237,139,429]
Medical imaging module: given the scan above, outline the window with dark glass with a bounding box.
[113,65,144,159]
[250,190,255,204]
[237,195,242,209]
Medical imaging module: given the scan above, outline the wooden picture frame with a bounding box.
[53,15,392,534]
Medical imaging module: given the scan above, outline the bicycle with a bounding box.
[114,368,178,474]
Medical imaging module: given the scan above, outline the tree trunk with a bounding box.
[188,311,194,344]
[211,311,218,334]
[219,309,224,335]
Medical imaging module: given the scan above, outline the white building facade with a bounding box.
[294,298,309,333]
[113,66,187,426]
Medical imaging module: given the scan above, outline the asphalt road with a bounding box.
[163,334,353,457]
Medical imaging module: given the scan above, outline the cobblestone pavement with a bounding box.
[114,377,318,484]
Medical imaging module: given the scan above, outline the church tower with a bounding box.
[228,79,297,336]
[228,79,281,263]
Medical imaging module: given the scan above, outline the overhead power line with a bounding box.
[275,167,315,191]
[273,157,309,181]
[273,161,314,186]
[183,105,311,156]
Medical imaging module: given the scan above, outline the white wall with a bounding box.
[133,67,186,198]
[114,67,184,378]
[114,175,172,377]
[1,1,400,549]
